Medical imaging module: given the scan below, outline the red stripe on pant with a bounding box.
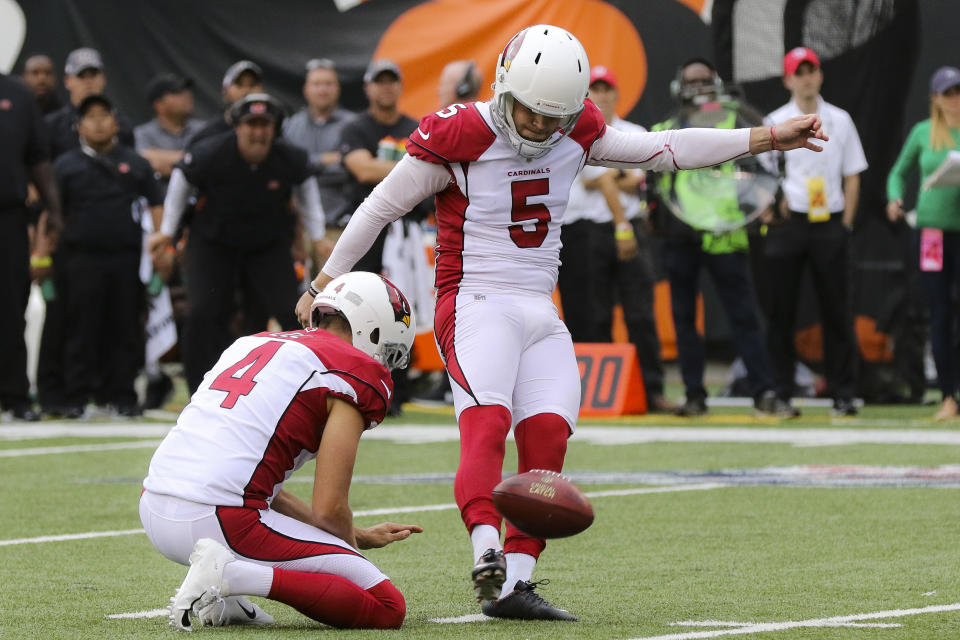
[215,506,362,562]
[216,506,405,628]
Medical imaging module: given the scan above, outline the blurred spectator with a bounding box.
[45,48,134,158]
[188,60,263,147]
[336,60,421,270]
[150,94,324,393]
[764,47,866,417]
[54,95,162,417]
[21,54,62,116]
[887,66,960,420]
[283,58,355,267]
[652,59,785,417]
[134,73,204,192]
[336,60,425,412]
[0,70,61,421]
[436,59,483,107]
[558,66,675,412]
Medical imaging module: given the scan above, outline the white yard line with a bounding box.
[0,441,161,457]
[429,613,492,624]
[105,609,169,619]
[0,528,146,546]
[7,423,960,447]
[0,485,723,548]
[629,602,960,640]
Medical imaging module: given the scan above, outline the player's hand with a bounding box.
[148,232,172,259]
[355,522,423,549]
[887,198,906,222]
[296,290,315,328]
[771,114,829,152]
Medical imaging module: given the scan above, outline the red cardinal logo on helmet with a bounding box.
[381,276,411,328]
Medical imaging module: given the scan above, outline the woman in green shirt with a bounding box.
[887,66,960,420]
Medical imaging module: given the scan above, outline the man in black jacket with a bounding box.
[54,95,162,417]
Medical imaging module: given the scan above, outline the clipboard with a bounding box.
[923,150,960,190]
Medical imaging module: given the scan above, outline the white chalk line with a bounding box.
[0,484,722,548]
[0,441,161,457]
[105,608,169,619]
[628,602,960,640]
[6,423,960,447]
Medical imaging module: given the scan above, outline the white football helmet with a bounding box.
[490,24,590,159]
[310,272,416,370]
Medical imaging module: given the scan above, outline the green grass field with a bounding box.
[2,402,960,639]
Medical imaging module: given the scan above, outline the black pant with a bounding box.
[663,243,774,400]
[183,234,299,393]
[591,220,666,396]
[763,215,857,401]
[0,209,32,410]
[918,229,960,400]
[63,248,143,408]
[557,220,599,341]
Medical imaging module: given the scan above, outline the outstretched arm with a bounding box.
[588,114,828,171]
[295,155,449,326]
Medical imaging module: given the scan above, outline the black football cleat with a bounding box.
[471,548,506,602]
[481,579,577,621]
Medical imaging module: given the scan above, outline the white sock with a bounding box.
[470,524,502,562]
[503,552,536,593]
[223,560,274,597]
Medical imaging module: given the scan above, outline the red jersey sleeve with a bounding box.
[406,102,497,165]
[568,98,607,153]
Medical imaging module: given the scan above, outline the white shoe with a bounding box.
[169,538,236,631]
[197,596,275,627]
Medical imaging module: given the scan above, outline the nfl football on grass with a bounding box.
[492,469,594,538]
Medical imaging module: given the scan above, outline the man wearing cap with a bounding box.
[764,46,867,417]
[21,54,62,116]
[135,74,204,191]
[283,58,355,265]
[45,48,134,159]
[557,66,675,413]
[0,66,61,421]
[150,93,325,393]
[53,94,163,417]
[336,60,424,414]
[188,60,264,148]
[335,59,422,270]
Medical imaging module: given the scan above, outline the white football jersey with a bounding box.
[143,329,392,508]
[408,100,607,297]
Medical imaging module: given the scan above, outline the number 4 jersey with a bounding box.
[144,329,393,508]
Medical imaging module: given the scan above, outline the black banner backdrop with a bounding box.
[10,0,958,396]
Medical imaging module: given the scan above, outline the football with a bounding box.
[491,469,594,538]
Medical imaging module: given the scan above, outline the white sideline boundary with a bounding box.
[628,602,960,640]
[8,424,960,447]
[0,484,723,548]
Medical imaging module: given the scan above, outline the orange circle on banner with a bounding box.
[373,0,646,120]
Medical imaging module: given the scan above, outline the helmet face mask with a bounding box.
[490,25,590,159]
[310,272,416,370]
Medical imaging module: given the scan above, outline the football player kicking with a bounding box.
[295,25,828,621]
[140,272,422,631]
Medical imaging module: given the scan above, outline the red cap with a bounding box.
[589,65,618,89]
[783,47,820,76]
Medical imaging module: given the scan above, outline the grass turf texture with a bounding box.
[2,404,959,639]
